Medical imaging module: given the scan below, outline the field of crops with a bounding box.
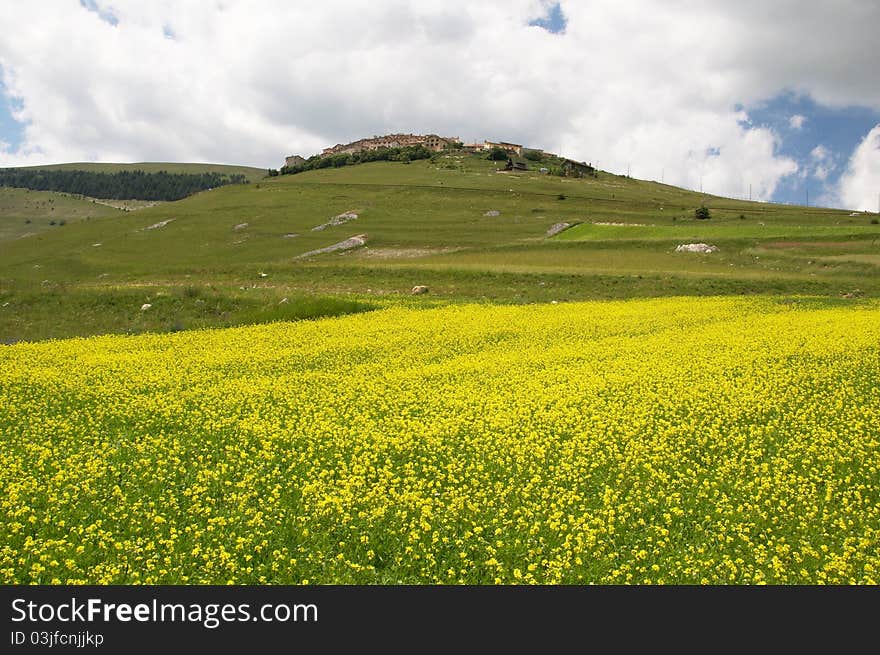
[2,296,878,584]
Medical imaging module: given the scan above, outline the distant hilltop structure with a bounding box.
[463,140,525,156]
[320,133,461,157]
[281,134,594,179]
[284,135,532,166]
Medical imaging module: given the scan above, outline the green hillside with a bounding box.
[0,186,124,241]
[1,150,878,341]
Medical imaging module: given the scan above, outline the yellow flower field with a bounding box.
[1,296,878,584]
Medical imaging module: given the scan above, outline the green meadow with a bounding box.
[1,152,878,342]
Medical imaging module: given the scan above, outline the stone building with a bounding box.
[484,141,524,156]
[560,158,595,177]
[321,133,460,157]
[284,155,306,168]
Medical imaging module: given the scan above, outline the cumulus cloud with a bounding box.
[808,144,834,181]
[811,145,830,160]
[789,114,807,130]
[838,124,880,212]
[0,0,876,202]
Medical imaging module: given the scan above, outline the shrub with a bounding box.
[695,206,711,220]
[486,147,509,161]
[871,218,879,225]
[281,146,430,175]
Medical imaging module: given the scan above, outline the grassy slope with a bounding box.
[0,186,123,241]
[1,151,878,341]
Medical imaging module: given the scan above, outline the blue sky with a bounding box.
[527,3,880,207]
[742,93,880,206]
[0,1,877,210]
[79,0,118,26]
[0,76,24,151]
[529,2,567,34]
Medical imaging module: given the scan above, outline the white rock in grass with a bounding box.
[144,218,174,230]
[312,211,359,231]
[140,303,152,311]
[545,222,572,237]
[295,234,368,259]
[675,243,718,253]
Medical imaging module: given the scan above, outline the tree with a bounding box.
[486,146,509,161]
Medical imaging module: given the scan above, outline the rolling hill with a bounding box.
[0,186,124,241]
[1,150,878,341]
[2,152,879,588]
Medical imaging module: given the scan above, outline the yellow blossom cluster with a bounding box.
[1,296,878,584]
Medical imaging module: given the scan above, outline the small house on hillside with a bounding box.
[560,158,595,178]
[501,158,528,171]
[285,155,306,168]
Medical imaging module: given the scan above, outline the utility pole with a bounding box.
[627,163,630,178]
[749,183,752,201]
[806,186,809,207]
[661,167,665,183]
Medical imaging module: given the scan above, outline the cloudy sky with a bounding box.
[0,0,878,210]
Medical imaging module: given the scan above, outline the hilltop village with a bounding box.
[282,133,595,178]
[285,133,527,167]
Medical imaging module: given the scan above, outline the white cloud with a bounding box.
[838,124,880,212]
[0,0,876,202]
[810,145,829,161]
[789,114,807,130]
[808,144,834,181]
